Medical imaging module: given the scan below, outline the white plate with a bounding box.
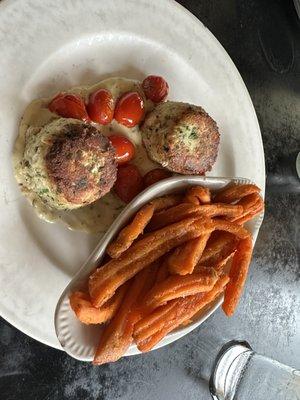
[0,0,265,349]
[55,176,264,361]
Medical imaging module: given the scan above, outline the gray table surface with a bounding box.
[1,0,299,399]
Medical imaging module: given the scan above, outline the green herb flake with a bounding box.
[189,128,198,140]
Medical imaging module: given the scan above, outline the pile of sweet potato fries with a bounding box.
[70,183,264,365]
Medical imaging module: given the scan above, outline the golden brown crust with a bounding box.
[45,123,117,205]
[142,102,220,175]
[166,108,220,174]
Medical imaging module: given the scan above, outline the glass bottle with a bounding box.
[207,340,300,400]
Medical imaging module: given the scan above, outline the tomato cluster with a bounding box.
[114,166,172,203]
[48,75,168,128]
[48,75,170,203]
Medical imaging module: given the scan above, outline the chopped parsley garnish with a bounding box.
[39,189,49,194]
[189,128,198,140]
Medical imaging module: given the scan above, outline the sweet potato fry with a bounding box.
[232,193,261,214]
[91,217,196,287]
[211,219,250,239]
[150,194,183,212]
[147,203,200,231]
[197,254,235,278]
[199,232,237,263]
[234,199,264,226]
[234,208,264,225]
[129,260,162,322]
[107,203,155,259]
[247,195,264,214]
[137,260,160,297]
[204,204,243,219]
[183,186,211,205]
[133,300,179,341]
[69,284,128,325]
[215,253,235,274]
[155,257,170,283]
[89,218,210,307]
[168,232,211,275]
[222,236,253,316]
[199,219,250,272]
[93,263,158,365]
[144,268,218,309]
[135,277,228,345]
[234,209,263,226]
[213,184,260,203]
[107,195,185,259]
[230,193,264,223]
[148,203,243,231]
[135,331,168,353]
[197,232,239,273]
[134,275,230,352]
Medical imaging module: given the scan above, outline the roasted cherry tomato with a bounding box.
[48,93,90,122]
[87,88,114,125]
[142,75,169,103]
[143,168,172,188]
[114,164,143,203]
[109,135,135,164]
[114,92,144,127]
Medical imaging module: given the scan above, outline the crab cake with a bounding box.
[141,101,220,175]
[21,118,117,210]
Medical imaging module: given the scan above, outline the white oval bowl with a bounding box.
[54,176,264,361]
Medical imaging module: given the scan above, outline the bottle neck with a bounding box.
[209,340,252,400]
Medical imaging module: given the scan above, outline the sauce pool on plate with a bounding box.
[13,77,157,234]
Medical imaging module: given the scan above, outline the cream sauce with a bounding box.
[13,77,157,234]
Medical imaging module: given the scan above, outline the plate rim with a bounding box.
[0,0,265,350]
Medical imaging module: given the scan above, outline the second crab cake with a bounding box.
[141,101,220,175]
